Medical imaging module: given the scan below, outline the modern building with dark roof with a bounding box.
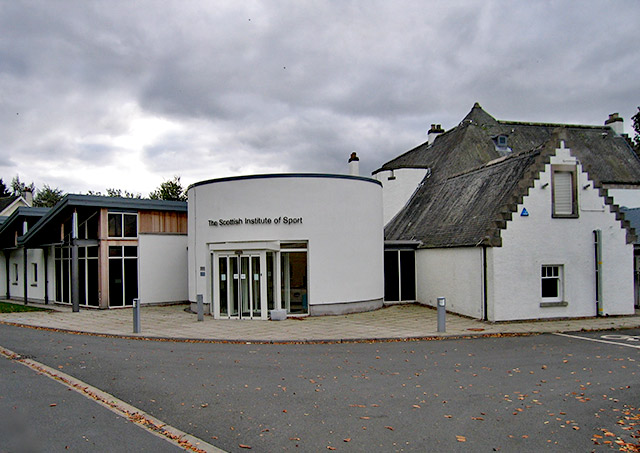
[375,104,639,321]
[0,194,188,309]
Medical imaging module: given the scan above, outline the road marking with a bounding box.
[0,344,225,453]
[553,332,640,349]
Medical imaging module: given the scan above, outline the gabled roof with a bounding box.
[385,140,636,248]
[374,103,640,188]
[20,194,187,247]
[0,196,19,212]
[0,206,50,249]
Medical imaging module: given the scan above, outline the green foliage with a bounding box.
[0,178,10,197]
[105,188,142,199]
[33,184,65,207]
[149,176,187,202]
[11,175,35,197]
[632,106,640,153]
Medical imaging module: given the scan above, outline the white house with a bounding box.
[376,104,640,320]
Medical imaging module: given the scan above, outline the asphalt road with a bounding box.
[0,324,638,452]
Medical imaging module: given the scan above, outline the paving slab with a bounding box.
[1,300,639,343]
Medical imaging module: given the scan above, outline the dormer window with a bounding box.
[493,134,511,155]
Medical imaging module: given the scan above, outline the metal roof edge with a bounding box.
[188,173,383,190]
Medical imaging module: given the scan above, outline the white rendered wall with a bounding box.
[490,146,634,321]
[138,234,188,305]
[415,247,484,319]
[374,169,427,225]
[607,189,640,209]
[7,248,46,302]
[188,175,383,312]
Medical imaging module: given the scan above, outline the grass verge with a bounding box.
[0,302,47,313]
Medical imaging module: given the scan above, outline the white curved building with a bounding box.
[187,174,383,319]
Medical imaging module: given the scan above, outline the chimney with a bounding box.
[348,152,360,176]
[605,113,624,136]
[427,124,444,145]
[24,188,33,206]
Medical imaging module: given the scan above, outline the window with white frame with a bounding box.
[552,166,578,218]
[108,213,138,238]
[541,265,563,301]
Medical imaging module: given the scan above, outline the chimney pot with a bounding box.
[348,152,360,176]
[24,188,33,206]
[605,112,624,135]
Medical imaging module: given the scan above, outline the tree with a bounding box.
[632,106,640,153]
[33,185,65,208]
[105,188,142,199]
[11,175,35,197]
[0,178,11,197]
[149,176,187,202]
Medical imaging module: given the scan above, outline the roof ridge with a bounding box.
[498,119,608,130]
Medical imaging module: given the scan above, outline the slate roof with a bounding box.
[0,196,18,212]
[385,136,636,248]
[374,103,640,188]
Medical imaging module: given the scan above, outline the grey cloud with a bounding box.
[1,1,639,193]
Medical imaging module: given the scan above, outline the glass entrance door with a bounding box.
[216,253,263,319]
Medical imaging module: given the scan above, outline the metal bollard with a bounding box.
[437,297,446,332]
[197,294,204,322]
[133,298,141,333]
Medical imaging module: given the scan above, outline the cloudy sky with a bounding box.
[1,1,639,196]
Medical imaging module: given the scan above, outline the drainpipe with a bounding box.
[482,246,488,321]
[594,229,603,316]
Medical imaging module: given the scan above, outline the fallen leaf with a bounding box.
[49,403,57,407]
[385,426,394,431]
[239,444,251,449]
[456,435,466,442]
[327,447,336,451]
[344,438,351,442]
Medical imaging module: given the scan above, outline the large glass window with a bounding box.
[281,251,308,315]
[54,245,99,306]
[108,245,138,307]
[108,213,138,238]
[384,250,416,302]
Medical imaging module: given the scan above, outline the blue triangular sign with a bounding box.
[521,208,529,217]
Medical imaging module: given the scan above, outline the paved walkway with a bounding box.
[2,301,640,343]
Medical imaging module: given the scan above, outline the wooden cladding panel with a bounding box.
[139,211,187,234]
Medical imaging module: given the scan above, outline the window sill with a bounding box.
[552,214,579,219]
[11,283,18,286]
[30,284,37,287]
[540,301,568,308]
